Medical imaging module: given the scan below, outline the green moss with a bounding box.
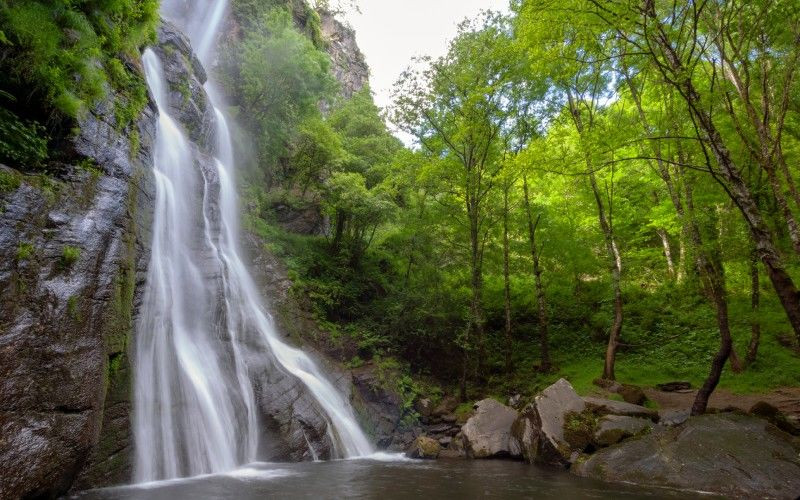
[67,295,81,321]
[60,245,81,267]
[16,242,34,261]
[563,410,597,450]
[129,129,140,158]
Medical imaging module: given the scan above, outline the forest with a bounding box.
[225,0,800,417]
[2,0,800,497]
[2,0,800,417]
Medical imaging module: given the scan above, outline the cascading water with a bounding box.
[134,0,373,482]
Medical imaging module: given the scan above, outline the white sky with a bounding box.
[341,1,510,112]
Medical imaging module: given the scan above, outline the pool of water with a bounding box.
[71,455,708,499]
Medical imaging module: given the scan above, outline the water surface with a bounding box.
[73,457,706,500]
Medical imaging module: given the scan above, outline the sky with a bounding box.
[341,0,510,113]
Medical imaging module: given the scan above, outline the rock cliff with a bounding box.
[0,70,157,499]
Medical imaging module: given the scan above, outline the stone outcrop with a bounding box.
[460,399,520,459]
[511,378,586,466]
[0,67,156,500]
[573,413,800,498]
[407,436,441,459]
[319,10,369,98]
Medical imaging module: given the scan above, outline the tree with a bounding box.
[392,12,515,399]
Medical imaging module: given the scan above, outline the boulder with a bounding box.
[573,413,800,498]
[461,399,520,459]
[511,378,586,466]
[406,436,440,459]
[750,401,800,436]
[593,415,651,447]
[583,397,658,421]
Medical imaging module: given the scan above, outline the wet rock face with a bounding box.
[253,361,335,461]
[152,21,215,148]
[0,97,157,497]
[573,413,800,498]
[319,10,369,99]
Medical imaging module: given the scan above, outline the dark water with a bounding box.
[71,456,708,500]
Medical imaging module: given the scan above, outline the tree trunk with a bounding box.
[657,229,676,279]
[588,172,623,381]
[677,232,687,283]
[502,184,513,373]
[646,7,800,345]
[681,177,734,414]
[467,200,485,388]
[746,247,762,366]
[567,91,623,381]
[523,176,551,371]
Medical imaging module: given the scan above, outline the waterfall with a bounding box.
[133,0,373,482]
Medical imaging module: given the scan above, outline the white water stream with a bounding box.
[133,0,372,482]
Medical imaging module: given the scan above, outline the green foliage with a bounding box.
[0,168,21,193]
[235,0,800,407]
[221,6,335,174]
[0,0,157,121]
[16,242,34,261]
[0,108,48,168]
[60,245,80,267]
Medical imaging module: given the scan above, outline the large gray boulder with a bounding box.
[511,378,586,466]
[573,413,800,498]
[461,399,520,459]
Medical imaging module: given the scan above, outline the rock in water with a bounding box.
[461,399,520,459]
[407,436,441,459]
[593,415,651,447]
[573,413,800,498]
[511,378,586,466]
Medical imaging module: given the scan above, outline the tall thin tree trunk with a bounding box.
[588,172,623,381]
[502,184,513,373]
[746,247,762,366]
[523,176,551,371]
[682,173,734,415]
[657,229,676,278]
[567,91,622,381]
[677,232,687,283]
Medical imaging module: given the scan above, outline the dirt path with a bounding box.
[643,387,800,416]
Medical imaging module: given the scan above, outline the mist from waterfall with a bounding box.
[133,0,373,482]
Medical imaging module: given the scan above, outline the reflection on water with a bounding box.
[72,458,709,500]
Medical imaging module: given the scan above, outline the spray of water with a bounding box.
[133,0,373,482]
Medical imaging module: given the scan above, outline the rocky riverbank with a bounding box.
[398,378,800,498]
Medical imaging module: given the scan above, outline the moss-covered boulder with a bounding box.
[407,436,441,459]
